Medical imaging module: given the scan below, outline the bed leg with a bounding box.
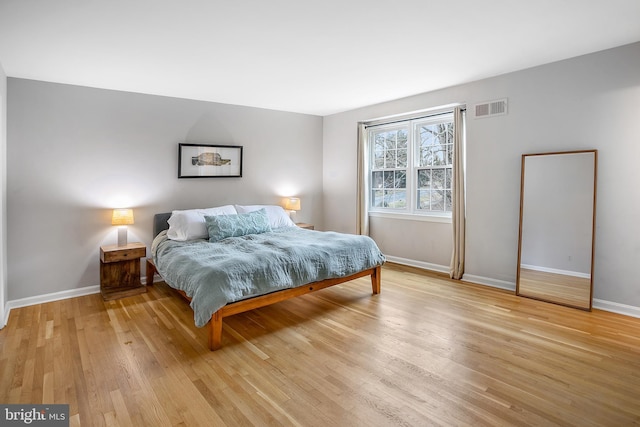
[209,310,223,351]
[371,265,381,294]
[146,259,157,286]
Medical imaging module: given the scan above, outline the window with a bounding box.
[369,113,454,216]
[371,127,408,209]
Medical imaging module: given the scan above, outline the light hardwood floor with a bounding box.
[1,263,639,426]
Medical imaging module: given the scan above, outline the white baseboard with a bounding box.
[520,263,590,279]
[3,274,159,325]
[384,255,450,274]
[593,299,640,319]
[5,285,100,324]
[2,303,8,329]
[462,274,516,291]
[3,272,639,328]
[7,285,100,313]
[386,256,518,292]
[383,257,640,318]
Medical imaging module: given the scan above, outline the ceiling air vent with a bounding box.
[474,98,508,119]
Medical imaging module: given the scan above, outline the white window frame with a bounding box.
[369,124,410,212]
[367,112,454,222]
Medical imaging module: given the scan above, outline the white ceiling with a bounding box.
[1,1,639,116]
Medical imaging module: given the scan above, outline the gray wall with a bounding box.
[0,62,6,324]
[323,42,640,308]
[7,79,323,301]
[6,42,640,312]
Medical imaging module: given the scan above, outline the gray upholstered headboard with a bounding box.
[153,212,172,238]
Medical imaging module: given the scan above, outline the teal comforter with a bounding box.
[152,227,385,327]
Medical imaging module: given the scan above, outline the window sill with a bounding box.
[368,211,452,224]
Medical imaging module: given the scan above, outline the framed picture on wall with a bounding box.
[178,143,243,178]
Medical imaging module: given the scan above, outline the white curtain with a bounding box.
[450,107,466,279]
[356,122,369,235]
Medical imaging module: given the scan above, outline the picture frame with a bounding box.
[178,143,243,178]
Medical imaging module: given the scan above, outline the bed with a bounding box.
[148,205,385,350]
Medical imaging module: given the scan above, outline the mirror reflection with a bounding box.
[516,150,597,310]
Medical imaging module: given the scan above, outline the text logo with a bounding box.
[1,405,69,426]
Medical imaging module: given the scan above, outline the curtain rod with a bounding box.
[363,105,466,129]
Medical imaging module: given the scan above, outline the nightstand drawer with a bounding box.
[101,243,146,263]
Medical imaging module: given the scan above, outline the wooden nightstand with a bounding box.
[100,242,147,300]
[296,223,314,230]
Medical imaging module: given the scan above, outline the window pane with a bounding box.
[419,122,454,166]
[372,128,411,171]
[419,126,436,147]
[385,190,406,209]
[385,133,397,150]
[432,148,445,166]
[431,190,444,211]
[382,190,393,208]
[397,148,407,167]
[439,124,446,142]
[373,136,385,168]
[395,170,406,189]
[372,171,383,189]
[383,171,395,189]
[397,130,408,149]
[385,149,397,168]
[372,190,384,207]
[419,130,433,167]
[432,169,445,189]
[418,190,429,209]
[417,166,453,212]
[419,147,431,167]
[418,169,430,188]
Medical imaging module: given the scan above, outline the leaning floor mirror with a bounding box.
[516,150,597,310]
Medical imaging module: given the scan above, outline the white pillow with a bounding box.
[234,205,296,229]
[167,205,237,241]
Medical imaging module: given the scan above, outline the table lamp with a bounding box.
[285,197,301,222]
[112,208,134,246]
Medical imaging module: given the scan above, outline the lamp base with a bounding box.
[117,226,128,247]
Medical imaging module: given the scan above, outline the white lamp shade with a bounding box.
[112,208,134,225]
[285,198,301,211]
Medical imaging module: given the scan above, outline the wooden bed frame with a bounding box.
[147,260,380,350]
[148,212,382,350]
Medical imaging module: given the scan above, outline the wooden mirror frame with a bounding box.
[516,150,597,310]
